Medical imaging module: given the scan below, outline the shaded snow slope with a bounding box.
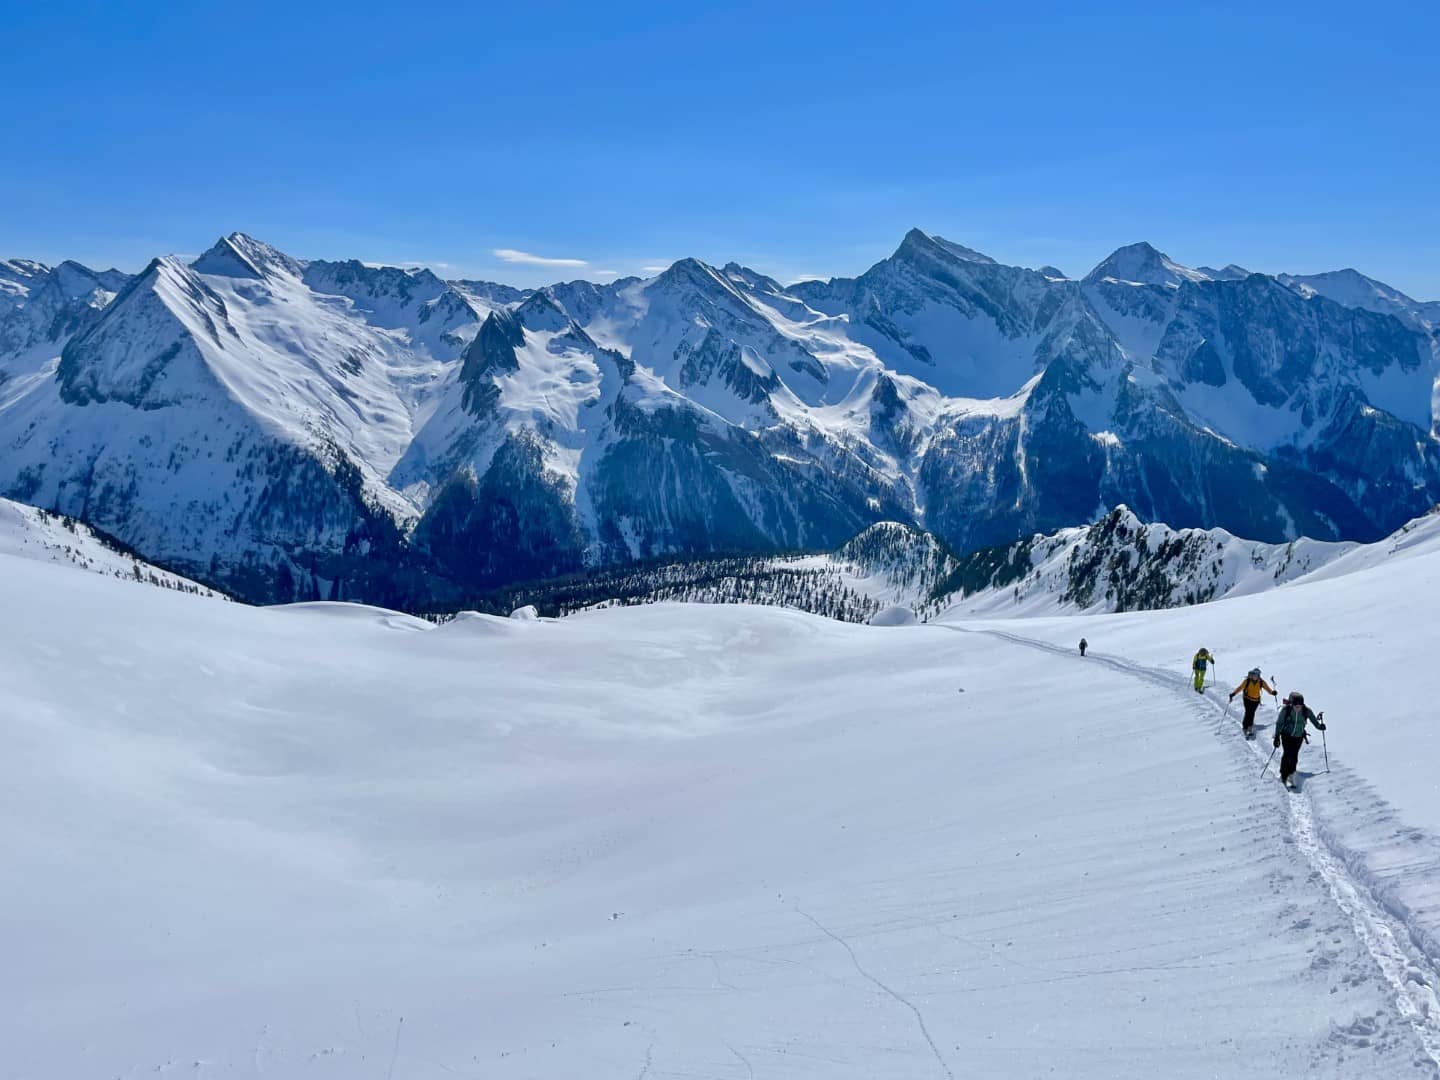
[8,558,1440,1077]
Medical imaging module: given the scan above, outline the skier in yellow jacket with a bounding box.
[1191,648,1215,693]
[1229,667,1276,739]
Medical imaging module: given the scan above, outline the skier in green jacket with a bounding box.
[1274,691,1326,789]
[1191,648,1215,693]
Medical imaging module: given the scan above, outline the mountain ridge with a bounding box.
[1,228,1437,606]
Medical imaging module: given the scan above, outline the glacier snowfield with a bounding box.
[8,542,1440,1078]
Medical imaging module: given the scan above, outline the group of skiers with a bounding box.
[1078,639,1327,790]
[1205,648,1326,789]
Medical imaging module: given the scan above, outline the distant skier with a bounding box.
[1191,648,1215,693]
[1273,691,1326,789]
[1229,668,1276,739]
[1079,638,1088,657]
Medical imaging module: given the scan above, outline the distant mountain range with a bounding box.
[477,506,1439,625]
[1,229,1436,606]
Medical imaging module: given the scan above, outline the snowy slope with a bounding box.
[9,540,1440,1076]
[955,522,1440,992]
[0,496,222,596]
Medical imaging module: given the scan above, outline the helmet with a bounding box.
[1249,668,1261,678]
[1289,691,1305,705]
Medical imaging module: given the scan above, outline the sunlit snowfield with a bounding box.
[8,544,1440,1078]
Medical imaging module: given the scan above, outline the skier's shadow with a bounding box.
[1291,771,1318,791]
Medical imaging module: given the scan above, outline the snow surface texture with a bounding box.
[10,539,1440,1076]
[3,230,1438,605]
[0,496,220,596]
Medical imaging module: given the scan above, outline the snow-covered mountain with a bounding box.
[2,229,1437,605]
[1277,267,1440,429]
[0,257,129,394]
[522,508,1438,625]
[0,496,221,596]
[0,235,498,603]
[936,505,1361,617]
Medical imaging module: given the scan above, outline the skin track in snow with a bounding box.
[949,625,1440,1071]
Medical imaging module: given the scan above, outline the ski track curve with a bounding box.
[940,623,1440,1071]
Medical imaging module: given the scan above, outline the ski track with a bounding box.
[794,904,956,1080]
[945,624,1440,1070]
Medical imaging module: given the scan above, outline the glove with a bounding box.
[1229,693,1235,701]
[1273,736,1280,749]
[1315,721,1326,731]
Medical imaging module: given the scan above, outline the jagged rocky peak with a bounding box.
[306,257,446,293]
[646,257,765,323]
[894,227,998,265]
[1,258,52,290]
[458,307,526,413]
[1196,263,1252,282]
[654,256,734,293]
[514,289,576,333]
[47,260,128,297]
[447,278,531,306]
[1280,267,1426,309]
[1084,241,1208,288]
[2,259,128,311]
[1036,265,1069,280]
[721,262,786,294]
[192,232,304,280]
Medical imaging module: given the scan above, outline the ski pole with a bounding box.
[1320,713,1329,773]
[1260,744,1277,778]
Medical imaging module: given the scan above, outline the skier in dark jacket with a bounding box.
[1274,691,1325,789]
[1229,668,1276,739]
[1079,638,1087,657]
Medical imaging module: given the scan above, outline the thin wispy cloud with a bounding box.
[493,248,588,268]
[642,264,670,273]
[593,269,619,278]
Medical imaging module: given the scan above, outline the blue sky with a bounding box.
[6,1,1439,296]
